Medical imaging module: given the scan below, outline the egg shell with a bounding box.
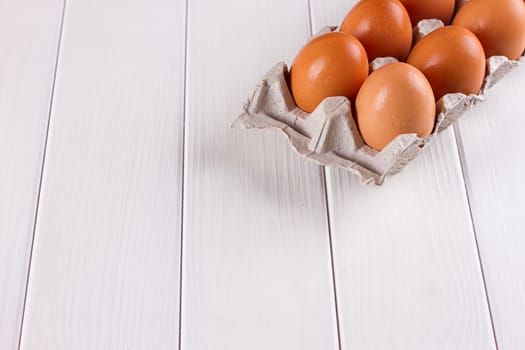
[399,0,455,25]
[289,32,368,113]
[340,0,413,61]
[453,0,525,60]
[356,62,436,151]
[407,25,486,100]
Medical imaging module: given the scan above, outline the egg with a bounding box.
[407,26,486,100]
[356,62,436,151]
[453,0,525,60]
[340,0,413,61]
[398,0,455,25]
[289,32,368,113]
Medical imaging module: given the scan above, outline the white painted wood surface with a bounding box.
[324,137,496,350]
[310,1,496,349]
[18,1,187,349]
[456,61,525,350]
[0,0,523,349]
[0,1,63,349]
[181,1,338,349]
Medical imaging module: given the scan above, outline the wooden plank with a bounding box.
[0,1,64,349]
[181,0,338,349]
[455,61,525,350]
[19,1,186,348]
[309,1,498,349]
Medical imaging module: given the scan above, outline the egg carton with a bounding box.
[232,21,523,186]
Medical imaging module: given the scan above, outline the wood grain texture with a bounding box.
[456,61,525,350]
[181,1,338,349]
[309,1,497,349]
[19,1,186,349]
[0,1,63,349]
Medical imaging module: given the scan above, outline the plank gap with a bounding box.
[17,1,68,348]
[453,123,500,350]
[322,168,343,350]
[178,0,191,349]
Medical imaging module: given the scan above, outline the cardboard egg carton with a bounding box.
[232,21,523,186]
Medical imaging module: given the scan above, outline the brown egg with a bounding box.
[453,0,525,60]
[340,0,413,61]
[356,62,436,151]
[289,32,368,113]
[399,0,455,25]
[407,26,486,100]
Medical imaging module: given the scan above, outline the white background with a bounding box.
[1,0,524,349]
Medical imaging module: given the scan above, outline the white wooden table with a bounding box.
[1,0,524,349]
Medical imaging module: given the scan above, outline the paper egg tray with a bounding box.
[232,22,523,186]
